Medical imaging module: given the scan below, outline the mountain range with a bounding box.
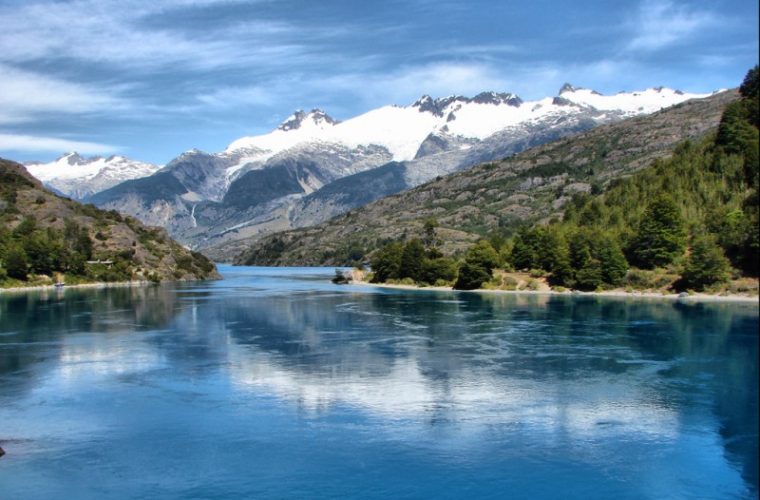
[25,153,160,200]
[233,89,738,266]
[25,85,713,253]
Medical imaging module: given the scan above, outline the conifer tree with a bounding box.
[681,235,732,290]
[631,195,686,268]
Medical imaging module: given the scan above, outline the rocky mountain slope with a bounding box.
[232,89,739,266]
[0,158,219,285]
[84,85,711,250]
[25,152,160,199]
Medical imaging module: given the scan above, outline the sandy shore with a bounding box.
[0,280,152,294]
[351,280,759,304]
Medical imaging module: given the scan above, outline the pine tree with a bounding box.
[399,239,426,281]
[599,236,628,286]
[631,195,686,268]
[5,246,28,280]
[681,235,732,290]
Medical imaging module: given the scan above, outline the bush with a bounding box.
[526,278,541,291]
[331,269,350,284]
[625,268,676,290]
[503,276,519,290]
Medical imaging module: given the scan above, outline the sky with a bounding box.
[0,0,757,165]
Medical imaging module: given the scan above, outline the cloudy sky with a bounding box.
[0,0,757,164]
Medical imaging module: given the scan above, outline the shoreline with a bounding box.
[352,280,759,304]
[0,280,154,294]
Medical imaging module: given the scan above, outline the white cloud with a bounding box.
[0,64,128,124]
[196,86,275,108]
[627,0,719,52]
[313,63,516,107]
[0,1,319,71]
[0,133,121,155]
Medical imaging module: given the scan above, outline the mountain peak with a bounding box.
[413,91,522,117]
[559,83,603,96]
[278,108,339,131]
[58,151,84,164]
[471,91,522,106]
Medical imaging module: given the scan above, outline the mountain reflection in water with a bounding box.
[0,266,757,499]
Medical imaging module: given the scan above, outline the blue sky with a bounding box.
[0,0,757,164]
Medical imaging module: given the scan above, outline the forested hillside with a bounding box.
[0,159,219,288]
[369,67,759,293]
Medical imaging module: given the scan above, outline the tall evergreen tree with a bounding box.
[631,195,686,268]
[4,246,28,280]
[681,235,732,290]
[399,239,426,281]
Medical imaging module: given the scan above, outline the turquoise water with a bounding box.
[0,265,757,499]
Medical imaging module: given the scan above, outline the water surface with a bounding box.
[0,266,757,499]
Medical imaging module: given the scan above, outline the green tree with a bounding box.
[510,227,539,270]
[574,259,603,291]
[370,242,403,283]
[75,229,94,260]
[12,216,36,238]
[568,230,593,270]
[399,239,426,281]
[422,217,439,248]
[547,244,573,287]
[420,256,457,285]
[4,245,28,280]
[681,235,732,290]
[599,236,628,286]
[453,261,491,290]
[739,65,759,127]
[631,195,686,268]
[464,240,501,271]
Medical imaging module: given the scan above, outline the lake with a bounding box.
[0,266,757,499]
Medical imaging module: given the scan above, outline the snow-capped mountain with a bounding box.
[224,86,706,164]
[25,152,160,200]
[86,84,714,250]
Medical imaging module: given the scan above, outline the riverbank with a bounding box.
[0,280,154,294]
[350,275,759,304]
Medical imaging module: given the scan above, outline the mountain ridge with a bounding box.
[229,89,739,266]
[82,84,713,252]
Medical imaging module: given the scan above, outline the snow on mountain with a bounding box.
[223,86,710,168]
[84,82,716,252]
[25,152,160,200]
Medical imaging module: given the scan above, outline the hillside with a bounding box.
[232,89,739,266]
[0,158,219,287]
